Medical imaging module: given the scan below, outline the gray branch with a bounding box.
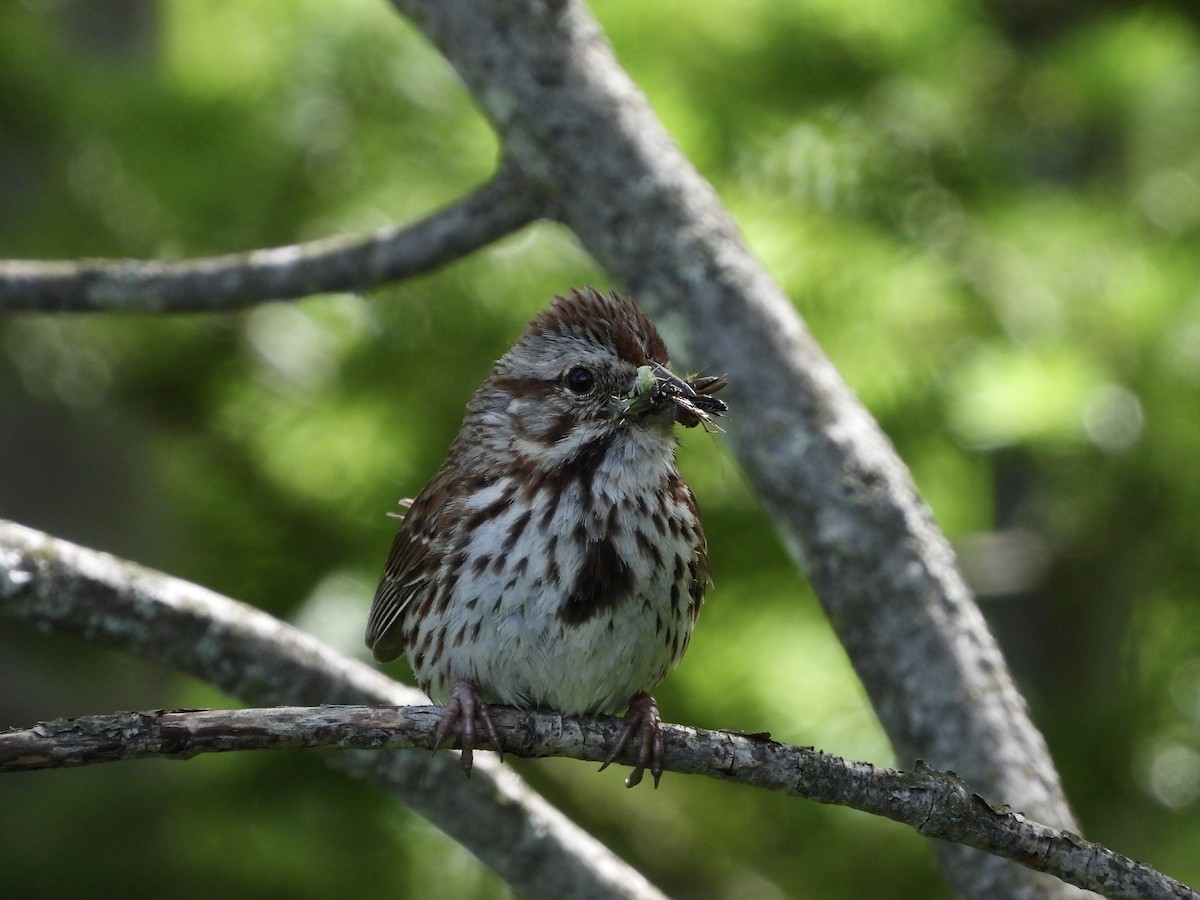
[3,706,1193,900]
[0,2,1122,897]
[0,163,541,312]
[0,520,663,900]
[387,2,1090,896]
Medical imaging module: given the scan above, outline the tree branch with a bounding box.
[2,705,1193,900]
[0,3,1134,897]
[0,162,541,313]
[387,3,1088,896]
[0,520,663,900]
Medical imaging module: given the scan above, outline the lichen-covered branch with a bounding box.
[0,163,541,313]
[0,520,663,900]
[3,705,1193,900]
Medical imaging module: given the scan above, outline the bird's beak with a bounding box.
[618,363,728,429]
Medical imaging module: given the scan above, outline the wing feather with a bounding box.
[364,469,455,663]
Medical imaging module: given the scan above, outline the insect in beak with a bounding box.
[619,363,728,430]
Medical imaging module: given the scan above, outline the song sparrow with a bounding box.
[365,287,726,787]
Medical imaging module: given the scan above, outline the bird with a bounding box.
[365,286,725,787]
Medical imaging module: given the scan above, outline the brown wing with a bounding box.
[364,468,455,663]
[678,474,710,625]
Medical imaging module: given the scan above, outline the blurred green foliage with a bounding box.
[2,0,1199,896]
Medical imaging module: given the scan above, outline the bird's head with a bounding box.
[485,287,727,454]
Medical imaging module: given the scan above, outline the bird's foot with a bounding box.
[433,678,503,774]
[599,691,665,788]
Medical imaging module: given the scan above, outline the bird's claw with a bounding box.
[433,678,503,774]
[599,691,665,788]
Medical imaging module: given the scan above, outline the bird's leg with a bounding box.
[433,677,503,773]
[600,690,665,788]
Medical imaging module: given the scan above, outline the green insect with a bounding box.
[619,362,728,429]
[620,365,660,416]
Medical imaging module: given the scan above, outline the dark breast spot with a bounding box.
[502,509,532,555]
[558,536,634,625]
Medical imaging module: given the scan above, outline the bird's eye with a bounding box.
[564,366,596,395]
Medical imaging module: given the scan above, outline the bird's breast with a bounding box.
[409,443,701,714]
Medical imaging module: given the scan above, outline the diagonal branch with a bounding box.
[0,162,542,313]
[387,3,1088,896]
[0,519,663,900]
[2,705,1195,900]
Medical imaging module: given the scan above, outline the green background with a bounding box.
[2,0,1199,896]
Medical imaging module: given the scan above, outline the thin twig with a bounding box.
[0,163,542,313]
[1,704,1193,900]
